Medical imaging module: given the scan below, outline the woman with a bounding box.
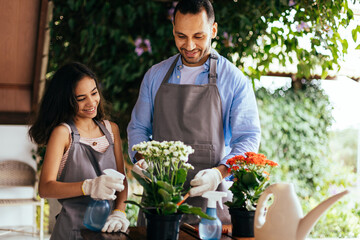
[29,62,129,239]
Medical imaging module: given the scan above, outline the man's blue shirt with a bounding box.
[127,50,261,166]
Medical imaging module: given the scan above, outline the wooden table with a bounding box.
[81,225,255,240]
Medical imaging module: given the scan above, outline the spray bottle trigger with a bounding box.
[218,200,224,210]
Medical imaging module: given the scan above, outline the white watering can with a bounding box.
[254,183,349,240]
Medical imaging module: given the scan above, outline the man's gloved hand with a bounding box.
[102,210,130,233]
[189,168,223,197]
[82,175,124,200]
[132,159,149,178]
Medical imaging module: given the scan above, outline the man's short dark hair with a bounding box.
[173,0,215,24]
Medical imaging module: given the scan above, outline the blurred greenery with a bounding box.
[48,0,359,136]
[257,81,333,199]
[257,81,359,238]
[329,128,359,172]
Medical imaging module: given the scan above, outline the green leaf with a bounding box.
[131,170,152,193]
[352,28,357,42]
[241,172,259,187]
[175,168,187,186]
[143,170,152,180]
[157,180,174,194]
[179,204,215,220]
[68,18,74,31]
[356,44,360,50]
[163,202,177,215]
[158,188,171,203]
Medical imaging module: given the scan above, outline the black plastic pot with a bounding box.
[228,208,255,237]
[144,210,183,240]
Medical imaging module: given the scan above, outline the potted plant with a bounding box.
[225,152,278,237]
[126,140,213,240]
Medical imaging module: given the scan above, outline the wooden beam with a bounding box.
[0,112,34,125]
[31,0,48,115]
[265,72,338,80]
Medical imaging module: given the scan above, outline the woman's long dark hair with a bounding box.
[29,62,106,145]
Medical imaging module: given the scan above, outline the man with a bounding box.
[127,0,260,225]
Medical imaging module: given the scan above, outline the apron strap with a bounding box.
[94,119,114,145]
[67,121,81,143]
[161,53,218,84]
[209,53,218,84]
[162,55,181,84]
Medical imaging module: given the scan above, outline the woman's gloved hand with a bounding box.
[189,168,223,197]
[132,159,149,178]
[82,175,124,200]
[102,210,130,232]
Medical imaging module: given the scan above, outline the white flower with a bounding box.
[183,163,194,170]
[180,156,188,162]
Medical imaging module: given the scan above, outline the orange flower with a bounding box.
[227,152,278,170]
[226,152,278,210]
[232,166,240,171]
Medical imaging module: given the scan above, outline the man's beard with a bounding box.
[180,40,211,66]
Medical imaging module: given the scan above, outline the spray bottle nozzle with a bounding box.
[103,169,125,180]
[202,191,227,209]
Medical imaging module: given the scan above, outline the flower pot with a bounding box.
[144,210,183,240]
[229,208,255,237]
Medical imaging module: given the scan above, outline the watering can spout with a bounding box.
[296,190,349,240]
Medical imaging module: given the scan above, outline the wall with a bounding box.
[0,125,36,227]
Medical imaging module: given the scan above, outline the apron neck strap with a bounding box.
[209,53,218,84]
[161,53,218,84]
[162,55,180,84]
[67,121,80,143]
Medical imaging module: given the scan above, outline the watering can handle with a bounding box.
[254,184,274,229]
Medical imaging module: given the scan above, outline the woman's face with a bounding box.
[74,76,100,120]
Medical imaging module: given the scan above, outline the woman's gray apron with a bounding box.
[137,53,232,226]
[51,120,117,240]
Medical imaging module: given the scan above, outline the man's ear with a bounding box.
[212,22,218,39]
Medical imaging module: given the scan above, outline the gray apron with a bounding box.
[51,120,117,240]
[138,53,232,226]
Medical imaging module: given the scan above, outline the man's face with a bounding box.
[173,9,217,67]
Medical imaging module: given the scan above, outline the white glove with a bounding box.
[132,159,149,178]
[102,210,130,232]
[82,175,124,200]
[189,168,223,197]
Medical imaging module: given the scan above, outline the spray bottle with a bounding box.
[83,169,125,231]
[199,191,227,240]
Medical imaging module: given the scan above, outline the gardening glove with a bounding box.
[132,159,149,178]
[189,168,223,197]
[102,210,130,233]
[82,175,124,200]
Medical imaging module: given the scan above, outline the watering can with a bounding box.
[254,183,349,240]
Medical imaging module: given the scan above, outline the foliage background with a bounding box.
[44,0,360,237]
[256,82,359,237]
[48,0,359,137]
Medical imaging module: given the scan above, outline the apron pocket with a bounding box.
[190,144,216,166]
[186,144,216,184]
